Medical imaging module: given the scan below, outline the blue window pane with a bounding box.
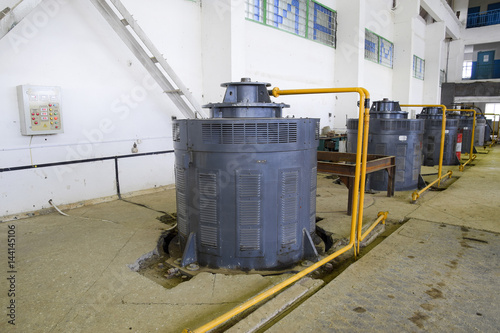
[254,0,260,21]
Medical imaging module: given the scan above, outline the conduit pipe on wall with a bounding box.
[400,105,451,202]
[447,109,477,171]
[182,87,390,333]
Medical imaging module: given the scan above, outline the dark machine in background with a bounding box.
[347,99,424,191]
[417,107,459,166]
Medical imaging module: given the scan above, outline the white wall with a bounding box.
[0,0,202,217]
[0,0,468,217]
[424,21,446,103]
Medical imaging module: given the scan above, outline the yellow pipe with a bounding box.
[400,104,447,187]
[183,241,355,333]
[360,211,388,242]
[357,87,371,254]
[271,87,371,255]
[447,109,476,171]
[185,87,376,333]
[411,170,452,202]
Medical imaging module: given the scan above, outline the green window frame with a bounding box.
[413,55,425,80]
[245,0,337,48]
[364,29,394,68]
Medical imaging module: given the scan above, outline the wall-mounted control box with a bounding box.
[17,85,63,135]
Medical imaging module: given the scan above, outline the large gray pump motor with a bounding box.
[172,78,320,270]
[347,99,424,191]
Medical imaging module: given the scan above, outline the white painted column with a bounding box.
[453,0,469,25]
[201,0,246,105]
[423,21,446,103]
[392,0,420,104]
[447,38,465,83]
[332,0,365,129]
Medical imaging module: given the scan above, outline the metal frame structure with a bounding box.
[89,0,205,119]
[317,151,395,215]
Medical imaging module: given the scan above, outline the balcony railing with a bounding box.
[467,8,500,28]
[462,61,500,80]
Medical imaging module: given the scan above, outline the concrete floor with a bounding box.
[0,147,499,332]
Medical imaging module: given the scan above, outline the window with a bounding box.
[462,60,473,79]
[413,55,425,80]
[485,103,500,120]
[364,29,394,68]
[308,1,336,47]
[245,0,337,47]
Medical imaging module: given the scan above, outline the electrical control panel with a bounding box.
[17,85,63,135]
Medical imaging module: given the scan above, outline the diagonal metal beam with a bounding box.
[89,0,205,119]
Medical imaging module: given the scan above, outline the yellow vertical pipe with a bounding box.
[357,88,370,253]
[469,110,476,158]
[400,105,447,186]
[270,87,371,257]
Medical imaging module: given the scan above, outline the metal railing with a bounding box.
[467,8,500,28]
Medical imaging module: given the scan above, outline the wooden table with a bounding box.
[317,152,396,215]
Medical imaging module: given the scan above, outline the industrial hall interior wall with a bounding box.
[1,0,499,218]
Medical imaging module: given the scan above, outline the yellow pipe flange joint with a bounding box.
[411,191,419,202]
[377,211,389,224]
[271,87,280,97]
[447,170,453,178]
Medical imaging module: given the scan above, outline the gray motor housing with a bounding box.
[417,107,459,166]
[475,117,486,146]
[173,78,320,270]
[449,113,474,154]
[485,119,493,143]
[347,99,424,191]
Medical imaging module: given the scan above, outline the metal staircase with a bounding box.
[89,0,205,119]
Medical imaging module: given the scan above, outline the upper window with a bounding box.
[245,0,337,47]
[364,29,394,68]
[413,55,425,80]
[462,60,473,79]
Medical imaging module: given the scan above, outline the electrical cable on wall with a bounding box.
[29,135,34,166]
